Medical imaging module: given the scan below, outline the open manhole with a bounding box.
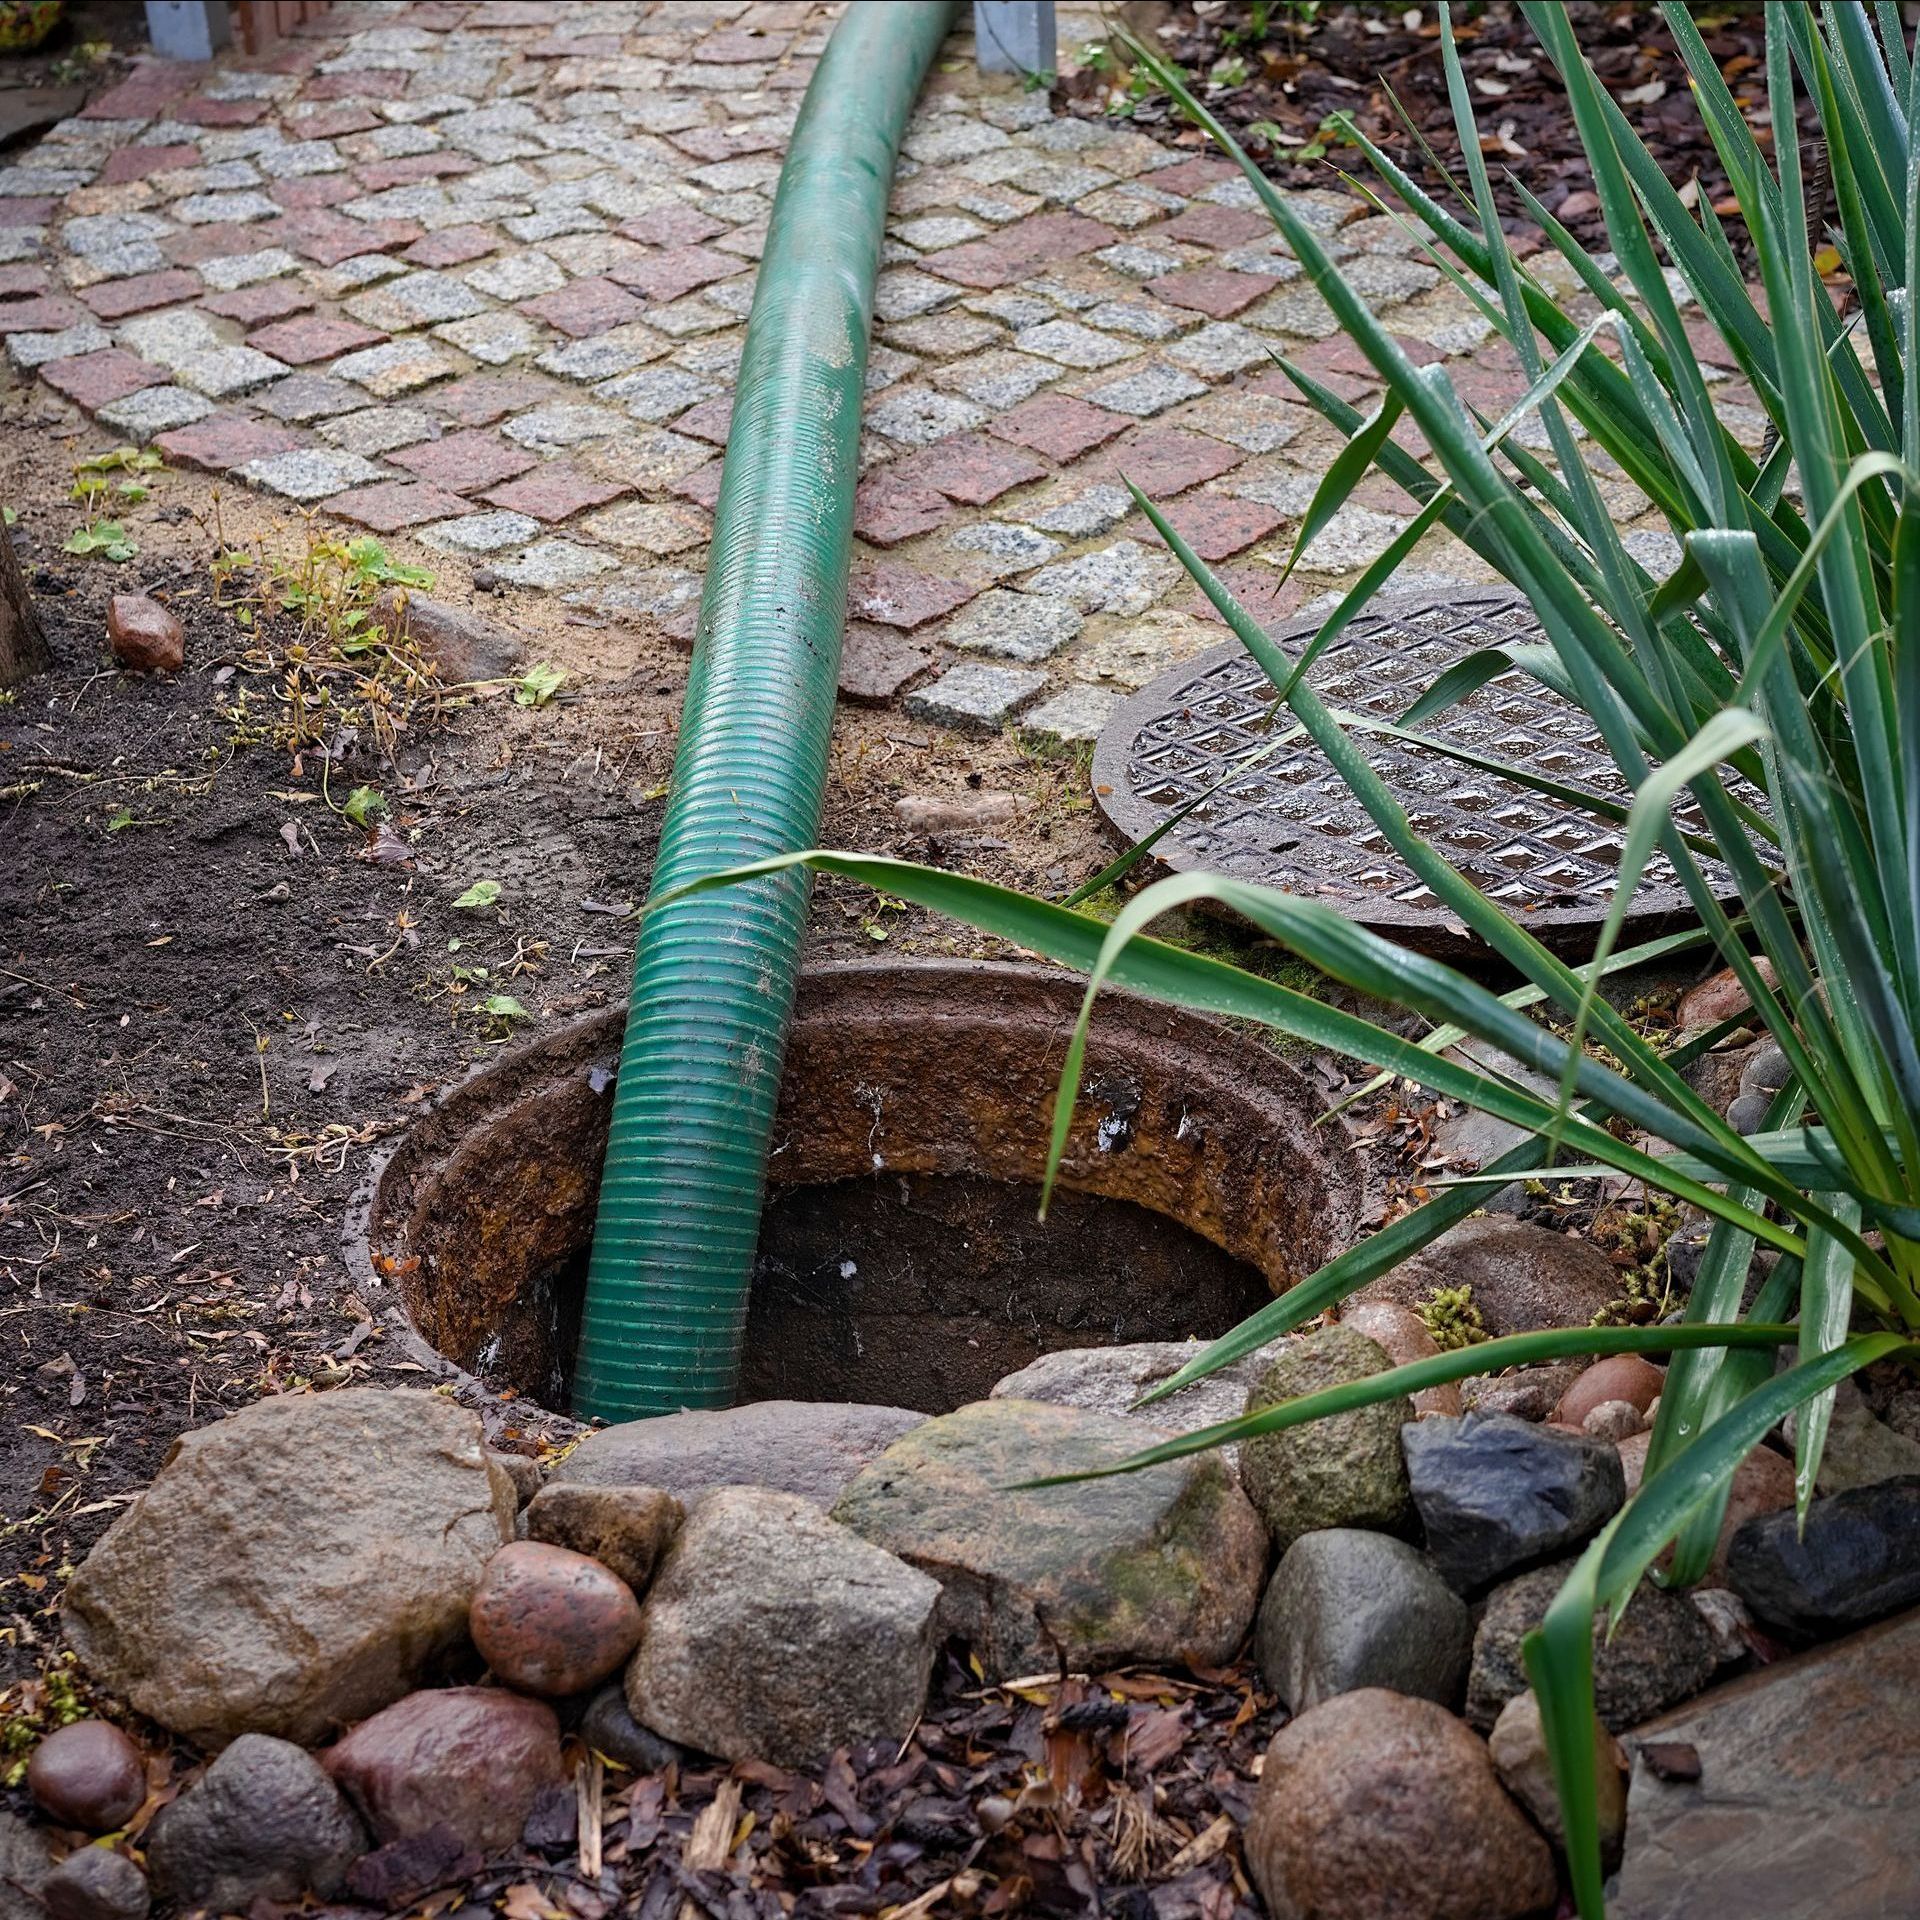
[1092,587,1743,952]
[347,960,1364,1416]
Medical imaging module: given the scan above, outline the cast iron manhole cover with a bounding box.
[1091,588,1742,950]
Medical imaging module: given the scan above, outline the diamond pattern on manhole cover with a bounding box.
[1090,588,1746,949]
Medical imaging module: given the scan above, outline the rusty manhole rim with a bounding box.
[343,958,1370,1420]
[1091,586,1747,950]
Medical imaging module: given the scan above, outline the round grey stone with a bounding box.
[1468,1561,1718,1732]
[1256,1529,1470,1714]
[627,1485,941,1768]
[41,1847,148,1920]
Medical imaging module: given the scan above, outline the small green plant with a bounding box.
[75,448,161,476]
[340,786,386,829]
[62,520,137,562]
[453,880,502,909]
[0,1660,92,1790]
[510,662,567,708]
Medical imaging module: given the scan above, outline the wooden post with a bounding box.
[0,521,49,688]
[974,1,1055,78]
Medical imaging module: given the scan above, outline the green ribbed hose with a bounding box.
[573,0,959,1420]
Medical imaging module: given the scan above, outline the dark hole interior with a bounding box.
[487,1171,1274,1415]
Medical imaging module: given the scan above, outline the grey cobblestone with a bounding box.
[906,660,1046,730]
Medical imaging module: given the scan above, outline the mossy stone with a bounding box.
[1238,1325,1414,1550]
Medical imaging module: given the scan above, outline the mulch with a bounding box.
[1059,1,1826,252]
[518,1660,1274,1920]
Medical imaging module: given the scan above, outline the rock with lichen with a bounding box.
[832,1399,1267,1678]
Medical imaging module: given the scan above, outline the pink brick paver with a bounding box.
[897,435,1048,508]
[100,144,199,186]
[392,431,537,494]
[40,351,168,410]
[609,246,740,305]
[324,481,473,533]
[1099,428,1246,498]
[1157,495,1287,562]
[923,212,1120,290]
[854,471,956,548]
[246,316,388,366]
[990,395,1130,463]
[517,278,647,339]
[851,563,981,631]
[1149,267,1281,320]
[619,206,728,249]
[78,271,203,322]
[483,468,630,524]
[205,283,315,326]
[155,415,307,473]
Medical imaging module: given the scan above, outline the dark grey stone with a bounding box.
[41,1847,148,1920]
[1254,1529,1469,1713]
[1727,1475,1920,1640]
[1468,1561,1718,1732]
[145,1734,365,1912]
[0,1813,53,1920]
[580,1683,686,1774]
[1403,1410,1624,1593]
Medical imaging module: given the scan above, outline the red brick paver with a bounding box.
[324,481,472,532]
[517,277,646,338]
[155,415,308,472]
[1149,267,1279,320]
[851,563,981,630]
[619,207,728,248]
[923,211,1119,290]
[609,246,739,304]
[989,394,1129,462]
[1099,427,1246,498]
[247,315,388,365]
[40,351,168,409]
[402,226,500,269]
[1157,495,1286,562]
[483,468,630,523]
[854,470,956,547]
[79,271,202,321]
[205,281,315,325]
[898,434,1048,507]
[392,429,537,494]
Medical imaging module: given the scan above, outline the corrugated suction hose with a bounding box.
[574,1,961,1419]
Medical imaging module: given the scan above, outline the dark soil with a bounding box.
[1062,1,1826,250]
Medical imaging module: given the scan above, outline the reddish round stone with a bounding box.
[469,1541,642,1697]
[1556,1355,1666,1431]
[27,1720,147,1832]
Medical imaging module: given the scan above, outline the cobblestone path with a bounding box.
[1,1,1719,738]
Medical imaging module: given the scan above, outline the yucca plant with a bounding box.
[670,4,1920,1909]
